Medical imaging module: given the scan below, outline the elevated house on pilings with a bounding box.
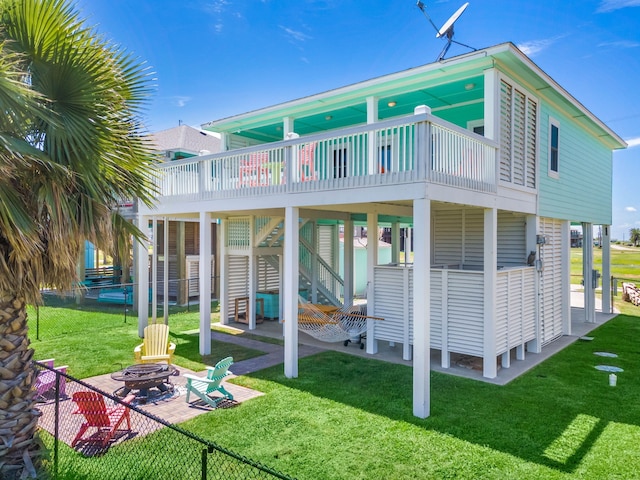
[137,43,626,418]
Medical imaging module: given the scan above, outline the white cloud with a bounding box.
[279,25,312,43]
[517,36,564,57]
[596,0,640,12]
[625,136,640,148]
[626,206,637,212]
[598,40,640,48]
[172,96,191,108]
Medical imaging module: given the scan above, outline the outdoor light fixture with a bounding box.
[464,83,475,91]
[325,115,333,121]
[388,101,397,107]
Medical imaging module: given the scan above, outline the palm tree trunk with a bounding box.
[0,295,39,479]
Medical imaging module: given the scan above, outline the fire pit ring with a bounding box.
[111,363,178,404]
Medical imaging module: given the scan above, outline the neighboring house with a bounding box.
[136,42,626,418]
[146,126,222,305]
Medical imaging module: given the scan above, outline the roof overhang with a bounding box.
[203,42,626,150]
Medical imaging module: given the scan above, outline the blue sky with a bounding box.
[76,0,640,240]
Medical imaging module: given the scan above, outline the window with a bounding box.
[467,120,484,136]
[549,118,559,177]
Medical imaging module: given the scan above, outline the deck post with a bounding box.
[366,213,379,354]
[219,218,229,325]
[199,211,212,355]
[583,223,595,323]
[343,219,354,305]
[412,197,430,418]
[602,225,611,314]
[136,214,150,337]
[561,220,571,334]
[248,215,256,330]
[366,96,379,175]
[284,206,300,378]
[483,207,498,378]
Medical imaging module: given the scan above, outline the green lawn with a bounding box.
[180,315,640,479]
[32,305,640,478]
[570,244,640,284]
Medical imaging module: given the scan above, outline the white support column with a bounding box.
[343,219,354,305]
[283,206,300,378]
[151,217,158,324]
[278,254,284,323]
[391,222,401,265]
[583,223,595,323]
[311,221,318,304]
[526,215,541,354]
[483,68,500,142]
[561,221,571,334]
[219,132,229,152]
[248,216,256,330]
[600,225,613,313]
[483,208,498,379]
[163,218,169,324]
[367,96,379,175]
[283,117,295,139]
[136,215,150,337]
[602,225,612,314]
[412,197,430,418]
[440,270,449,367]
[199,212,212,355]
[366,213,379,354]
[219,218,229,325]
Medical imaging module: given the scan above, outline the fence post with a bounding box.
[54,372,61,480]
[201,446,211,480]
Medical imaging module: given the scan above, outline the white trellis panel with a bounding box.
[446,271,484,356]
[495,267,536,355]
[539,218,564,345]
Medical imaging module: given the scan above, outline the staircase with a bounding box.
[256,219,343,306]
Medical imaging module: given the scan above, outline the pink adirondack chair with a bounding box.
[34,359,68,400]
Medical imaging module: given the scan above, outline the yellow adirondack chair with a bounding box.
[134,323,176,364]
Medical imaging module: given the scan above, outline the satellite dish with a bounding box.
[437,2,468,39]
[416,1,476,62]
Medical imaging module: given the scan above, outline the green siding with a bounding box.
[538,102,612,224]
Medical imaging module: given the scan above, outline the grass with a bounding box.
[30,302,265,378]
[30,247,640,479]
[179,315,640,479]
[570,243,640,284]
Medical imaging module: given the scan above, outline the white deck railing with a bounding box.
[157,111,499,201]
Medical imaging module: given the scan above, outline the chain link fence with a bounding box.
[32,279,214,340]
[33,362,294,480]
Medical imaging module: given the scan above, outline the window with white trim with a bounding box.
[549,118,559,177]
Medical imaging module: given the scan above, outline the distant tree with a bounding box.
[630,228,640,247]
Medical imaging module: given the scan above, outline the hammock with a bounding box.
[297,300,383,343]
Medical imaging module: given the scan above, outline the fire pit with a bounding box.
[111,364,177,404]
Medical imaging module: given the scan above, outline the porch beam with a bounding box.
[248,215,256,330]
[199,211,212,355]
[284,206,300,378]
[412,197,430,418]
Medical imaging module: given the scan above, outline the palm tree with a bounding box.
[630,228,640,247]
[0,0,156,476]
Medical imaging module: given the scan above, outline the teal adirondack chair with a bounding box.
[184,357,234,407]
